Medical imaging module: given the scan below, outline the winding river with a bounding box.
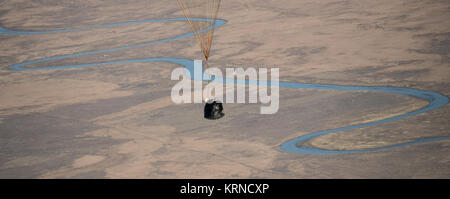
[2,18,448,154]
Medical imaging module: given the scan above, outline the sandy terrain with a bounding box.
[0,0,449,178]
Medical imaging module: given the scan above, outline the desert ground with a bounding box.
[0,0,449,178]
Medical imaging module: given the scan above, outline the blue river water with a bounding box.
[2,18,449,154]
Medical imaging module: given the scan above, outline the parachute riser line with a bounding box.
[176,0,221,61]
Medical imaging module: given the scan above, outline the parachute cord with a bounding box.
[177,0,208,59]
